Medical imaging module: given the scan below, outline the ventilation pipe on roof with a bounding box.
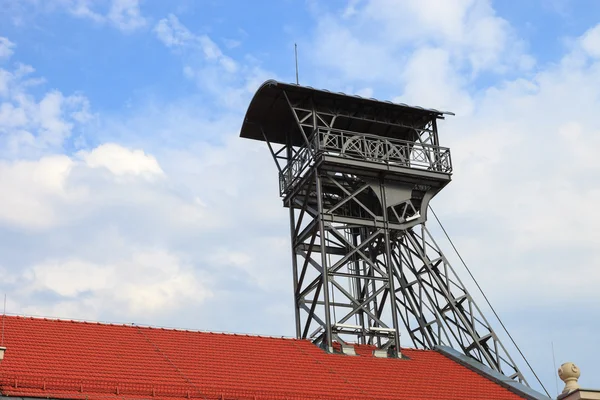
[373,349,388,358]
[372,345,400,359]
[0,346,5,361]
[340,344,356,356]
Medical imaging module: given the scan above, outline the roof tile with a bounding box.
[0,316,524,400]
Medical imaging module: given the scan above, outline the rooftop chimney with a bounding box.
[0,346,5,361]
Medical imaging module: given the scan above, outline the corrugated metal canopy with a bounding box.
[240,79,454,146]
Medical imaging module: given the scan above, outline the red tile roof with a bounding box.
[0,315,524,400]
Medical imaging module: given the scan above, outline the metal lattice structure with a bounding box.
[240,80,528,385]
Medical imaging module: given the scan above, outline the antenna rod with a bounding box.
[2,294,5,346]
[294,43,299,85]
[552,341,559,396]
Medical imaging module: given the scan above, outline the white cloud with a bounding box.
[154,14,237,73]
[362,0,479,41]
[396,46,473,113]
[342,0,361,18]
[0,48,285,327]
[222,38,241,49]
[309,16,399,83]
[307,0,532,92]
[65,0,104,23]
[0,103,27,127]
[153,15,274,111]
[0,130,290,329]
[360,0,523,72]
[354,87,373,98]
[0,155,76,229]
[0,141,169,230]
[37,91,76,146]
[24,249,212,318]
[580,23,600,58]
[154,14,194,47]
[0,37,16,60]
[107,0,146,32]
[28,0,147,32]
[0,57,93,157]
[78,143,164,178]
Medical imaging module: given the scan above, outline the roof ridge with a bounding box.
[3,314,432,352]
[2,313,297,339]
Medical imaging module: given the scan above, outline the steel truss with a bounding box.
[254,87,528,386]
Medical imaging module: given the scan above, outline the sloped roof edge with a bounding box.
[254,80,455,116]
[435,345,550,400]
[240,79,455,146]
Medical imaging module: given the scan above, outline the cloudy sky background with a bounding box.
[1,0,600,394]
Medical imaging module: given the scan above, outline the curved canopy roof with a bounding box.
[240,80,454,146]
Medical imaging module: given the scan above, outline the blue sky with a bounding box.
[1,0,600,396]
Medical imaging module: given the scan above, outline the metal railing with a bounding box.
[317,128,452,173]
[279,128,452,195]
[279,144,314,195]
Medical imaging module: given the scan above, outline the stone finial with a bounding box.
[558,362,581,393]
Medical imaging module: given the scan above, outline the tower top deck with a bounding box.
[240,80,454,147]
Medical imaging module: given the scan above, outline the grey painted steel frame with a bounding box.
[254,87,529,386]
[288,170,403,354]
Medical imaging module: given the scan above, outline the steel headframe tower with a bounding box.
[240,80,527,384]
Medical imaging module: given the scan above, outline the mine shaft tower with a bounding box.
[240,80,527,384]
